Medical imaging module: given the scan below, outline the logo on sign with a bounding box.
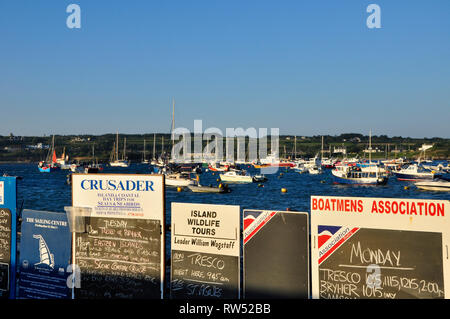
[318,225,359,264]
[33,235,55,270]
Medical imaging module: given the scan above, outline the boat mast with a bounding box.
[143,139,146,161]
[171,97,175,161]
[294,136,297,160]
[116,131,119,162]
[321,136,324,160]
[123,137,127,161]
[369,129,372,163]
[48,135,55,163]
[153,133,156,160]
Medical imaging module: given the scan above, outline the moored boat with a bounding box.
[219,170,253,183]
[415,180,450,191]
[253,151,295,168]
[109,132,130,167]
[393,164,441,181]
[308,166,321,175]
[37,135,60,172]
[164,172,196,187]
[187,183,231,193]
[208,162,230,172]
[332,164,388,185]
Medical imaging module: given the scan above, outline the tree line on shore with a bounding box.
[0,133,448,162]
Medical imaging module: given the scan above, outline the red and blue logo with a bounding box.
[317,225,359,265]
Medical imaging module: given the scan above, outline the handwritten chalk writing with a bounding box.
[74,217,161,299]
[0,208,11,295]
[320,280,360,298]
[103,219,128,228]
[187,253,225,270]
[186,283,223,298]
[320,268,361,284]
[350,242,401,267]
[171,250,239,299]
[318,228,445,299]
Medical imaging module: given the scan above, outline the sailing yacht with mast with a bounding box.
[109,132,130,167]
[141,139,149,164]
[38,135,61,172]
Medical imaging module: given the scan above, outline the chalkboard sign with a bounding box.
[171,202,241,299]
[311,196,450,299]
[0,176,17,299]
[171,250,239,299]
[243,210,309,299]
[0,208,11,298]
[317,227,445,299]
[74,217,162,299]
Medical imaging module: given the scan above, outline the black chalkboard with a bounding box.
[0,208,11,298]
[318,227,445,299]
[244,212,309,299]
[74,217,162,299]
[171,250,239,299]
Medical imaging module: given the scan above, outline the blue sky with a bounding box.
[1,1,449,137]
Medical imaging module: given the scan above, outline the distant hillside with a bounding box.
[0,133,448,163]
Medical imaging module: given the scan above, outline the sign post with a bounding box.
[0,176,17,299]
[171,202,240,299]
[311,196,450,299]
[71,174,165,299]
[243,210,309,299]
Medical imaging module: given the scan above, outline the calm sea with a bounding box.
[1,163,449,217]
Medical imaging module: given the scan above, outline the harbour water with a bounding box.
[2,163,449,217]
[2,162,449,299]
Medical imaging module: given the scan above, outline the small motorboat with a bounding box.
[252,174,268,182]
[393,163,441,181]
[219,170,253,183]
[165,172,196,187]
[308,166,322,175]
[187,183,231,193]
[415,180,450,191]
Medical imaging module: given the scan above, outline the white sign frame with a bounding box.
[311,195,450,299]
[171,202,240,298]
[71,173,165,299]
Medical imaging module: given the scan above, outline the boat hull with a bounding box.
[415,181,450,191]
[38,166,60,173]
[110,161,130,167]
[165,179,195,187]
[254,163,294,168]
[332,170,388,185]
[333,176,388,185]
[219,175,253,183]
[394,172,438,181]
[187,185,229,193]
